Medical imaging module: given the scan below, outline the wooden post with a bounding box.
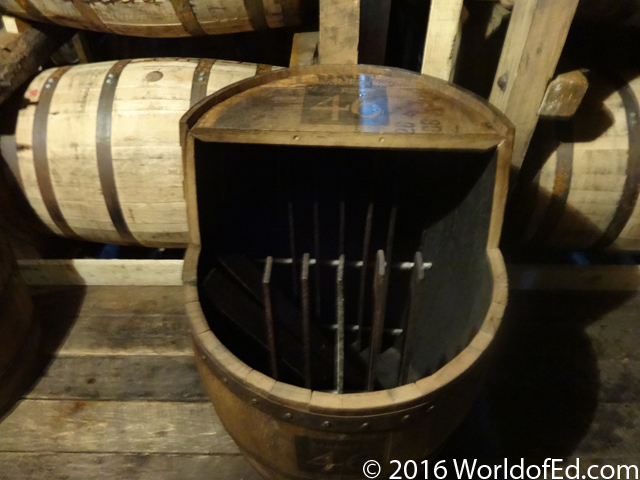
[359,0,392,65]
[489,0,579,170]
[421,0,466,81]
[538,70,588,118]
[0,23,74,105]
[318,0,360,64]
[289,32,319,67]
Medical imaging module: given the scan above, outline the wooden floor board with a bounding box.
[1,283,638,477]
[0,453,261,480]
[54,314,191,356]
[0,400,238,454]
[27,356,208,402]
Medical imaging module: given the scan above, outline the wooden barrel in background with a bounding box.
[2,58,275,248]
[0,0,302,37]
[507,72,640,252]
[0,229,38,417]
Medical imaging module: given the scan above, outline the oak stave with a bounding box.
[5,58,273,248]
[0,0,302,37]
[510,72,640,252]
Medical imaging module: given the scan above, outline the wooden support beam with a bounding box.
[318,0,360,65]
[488,0,579,170]
[359,0,392,65]
[289,32,319,67]
[538,70,589,118]
[421,0,466,81]
[0,23,74,105]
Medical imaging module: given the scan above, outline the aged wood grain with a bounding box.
[19,259,184,286]
[489,0,579,170]
[33,286,187,318]
[318,0,360,64]
[0,24,73,106]
[421,0,465,81]
[0,453,261,480]
[289,31,319,67]
[0,400,238,454]
[52,314,190,356]
[27,356,207,401]
[538,70,589,118]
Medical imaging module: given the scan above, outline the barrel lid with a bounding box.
[183,64,514,151]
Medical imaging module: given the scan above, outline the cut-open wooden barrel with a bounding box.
[507,72,640,252]
[182,65,513,478]
[0,0,302,37]
[1,58,276,248]
[0,230,38,417]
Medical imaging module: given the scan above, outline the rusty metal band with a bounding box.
[592,78,640,250]
[70,0,111,32]
[189,59,216,107]
[193,339,437,433]
[13,0,48,22]
[256,64,273,76]
[243,0,269,30]
[528,124,574,247]
[96,60,139,246]
[32,66,80,240]
[169,0,206,36]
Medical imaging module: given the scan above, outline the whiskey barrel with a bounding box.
[4,58,274,247]
[0,231,38,417]
[509,72,640,251]
[186,246,508,479]
[182,65,513,479]
[0,0,302,37]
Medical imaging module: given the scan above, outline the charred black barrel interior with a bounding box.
[195,142,497,392]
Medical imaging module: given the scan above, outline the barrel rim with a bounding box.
[183,244,507,426]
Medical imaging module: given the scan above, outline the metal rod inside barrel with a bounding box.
[288,200,298,296]
[356,203,374,346]
[386,206,397,265]
[367,250,388,391]
[261,256,278,380]
[335,255,345,393]
[300,253,312,389]
[398,252,425,386]
[313,200,321,319]
[339,198,346,257]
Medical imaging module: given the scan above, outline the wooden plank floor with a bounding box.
[1,284,639,478]
[0,286,261,480]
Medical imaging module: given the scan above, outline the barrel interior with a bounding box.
[195,141,497,392]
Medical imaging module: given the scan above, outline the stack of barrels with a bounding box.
[2,58,275,247]
[0,0,303,37]
[0,229,38,417]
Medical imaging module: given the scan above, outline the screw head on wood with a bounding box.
[401,415,411,423]
[283,413,292,420]
[360,422,370,429]
[251,398,258,405]
[322,421,331,428]
[497,73,509,91]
